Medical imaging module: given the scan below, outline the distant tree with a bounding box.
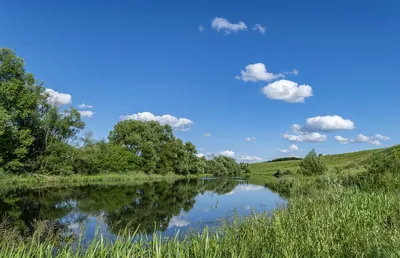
[268,157,302,163]
[298,149,327,176]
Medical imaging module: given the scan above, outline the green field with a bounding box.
[249,148,382,176]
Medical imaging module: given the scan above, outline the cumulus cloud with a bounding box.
[245,137,256,142]
[120,112,193,131]
[78,110,95,118]
[198,25,205,32]
[204,133,211,137]
[237,63,283,82]
[212,17,247,34]
[335,136,353,144]
[303,115,355,132]
[78,103,93,109]
[279,144,300,153]
[289,144,299,151]
[218,150,236,158]
[335,133,390,145]
[282,132,327,142]
[252,24,265,34]
[290,124,302,134]
[236,155,263,162]
[261,79,313,103]
[45,89,72,106]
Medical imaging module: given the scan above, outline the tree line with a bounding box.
[0,48,248,176]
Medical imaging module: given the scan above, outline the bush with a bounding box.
[273,169,292,178]
[298,149,327,176]
[366,147,400,176]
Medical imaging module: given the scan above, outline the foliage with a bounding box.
[0,48,246,176]
[0,48,84,174]
[297,149,327,176]
[267,157,302,163]
[366,146,400,176]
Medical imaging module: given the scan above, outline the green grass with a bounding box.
[249,147,382,176]
[0,172,210,190]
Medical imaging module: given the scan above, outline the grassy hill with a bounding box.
[249,148,384,177]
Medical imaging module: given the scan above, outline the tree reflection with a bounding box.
[0,178,239,234]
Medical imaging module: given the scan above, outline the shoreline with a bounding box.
[0,172,212,189]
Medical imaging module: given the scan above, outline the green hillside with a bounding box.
[249,148,384,176]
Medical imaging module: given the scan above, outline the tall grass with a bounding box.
[1,184,400,257]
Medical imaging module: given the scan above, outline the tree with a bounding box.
[108,120,202,175]
[298,149,327,176]
[0,48,84,173]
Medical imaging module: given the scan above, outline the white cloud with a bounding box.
[237,63,283,82]
[291,124,302,134]
[198,25,205,32]
[196,153,206,158]
[261,79,313,103]
[283,69,299,75]
[45,89,72,106]
[289,144,299,151]
[236,155,263,162]
[282,132,327,142]
[335,136,353,144]
[78,103,93,109]
[79,110,95,118]
[252,24,265,34]
[369,139,382,146]
[335,133,390,145]
[355,133,370,142]
[218,150,236,158]
[303,115,355,132]
[355,134,383,145]
[375,134,390,141]
[120,112,193,131]
[168,216,190,228]
[279,144,300,153]
[204,133,211,137]
[245,137,256,142]
[211,17,247,34]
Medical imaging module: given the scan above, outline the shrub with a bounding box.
[298,149,327,176]
[366,147,400,176]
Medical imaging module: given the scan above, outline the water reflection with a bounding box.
[0,178,284,239]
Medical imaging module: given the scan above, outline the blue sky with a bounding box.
[1,0,399,161]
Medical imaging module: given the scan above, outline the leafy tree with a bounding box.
[298,149,327,176]
[0,48,84,174]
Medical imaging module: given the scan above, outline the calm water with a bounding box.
[0,177,284,240]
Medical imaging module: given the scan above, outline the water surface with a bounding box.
[0,177,284,240]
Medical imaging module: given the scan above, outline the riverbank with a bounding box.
[0,172,211,189]
[1,146,399,257]
[1,183,399,257]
